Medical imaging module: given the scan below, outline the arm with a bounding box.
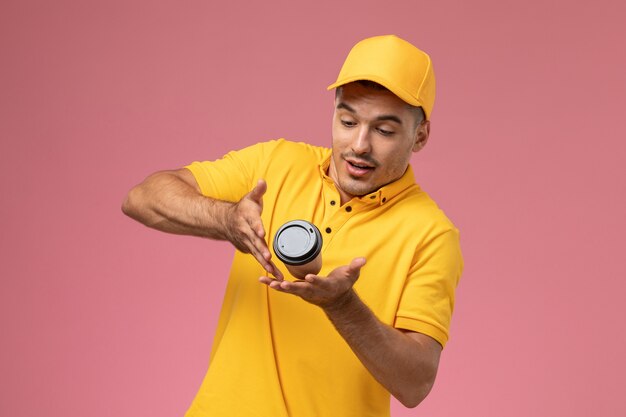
[324,286,441,408]
[259,258,440,408]
[122,168,282,278]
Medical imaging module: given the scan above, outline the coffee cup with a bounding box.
[273,220,323,279]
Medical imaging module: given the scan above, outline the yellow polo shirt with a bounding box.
[184,139,463,417]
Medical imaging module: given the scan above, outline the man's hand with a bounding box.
[225,179,283,279]
[259,256,440,407]
[123,171,282,279]
[258,257,366,306]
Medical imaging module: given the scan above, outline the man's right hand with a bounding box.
[223,179,283,280]
[122,170,283,280]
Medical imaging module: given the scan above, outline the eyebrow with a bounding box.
[336,102,403,125]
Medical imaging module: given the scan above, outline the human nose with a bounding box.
[351,126,372,155]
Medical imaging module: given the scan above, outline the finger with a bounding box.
[252,253,273,275]
[244,227,286,279]
[262,279,288,292]
[347,257,367,276]
[259,276,280,286]
[259,258,283,280]
[242,196,267,239]
[259,277,288,292]
[304,274,330,288]
[268,261,284,280]
[245,231,271,261]
[259,276,273,285]
[248,217,266,239]
[247,179,267,205]
[278,279,314,296]
[246,238,274,273]
[304,273,349,296]
[255,256,285,281]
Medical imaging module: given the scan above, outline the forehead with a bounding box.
[335,82,412,119]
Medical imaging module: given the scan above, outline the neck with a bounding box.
[327,157,353,206]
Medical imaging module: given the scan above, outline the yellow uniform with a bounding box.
[184,139,463,417]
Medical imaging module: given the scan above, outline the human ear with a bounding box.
[412,120,430,152]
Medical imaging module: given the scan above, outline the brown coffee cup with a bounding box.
[273,220,323,279]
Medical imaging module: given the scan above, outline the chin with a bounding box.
[341,178,376,197]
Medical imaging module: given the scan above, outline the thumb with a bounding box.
[247,179,267,204]
[347,257,367,277]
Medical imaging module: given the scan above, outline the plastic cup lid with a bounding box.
[273,220,322,265]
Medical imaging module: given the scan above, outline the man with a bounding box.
[123,35,463,417]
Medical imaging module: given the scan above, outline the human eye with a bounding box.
[341,119,357,128]
[376,127,395,136]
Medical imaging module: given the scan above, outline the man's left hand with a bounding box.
[259,257,366,309]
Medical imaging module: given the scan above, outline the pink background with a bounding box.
[1,0,625,416]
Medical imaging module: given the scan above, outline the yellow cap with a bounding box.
[327,35,436,119]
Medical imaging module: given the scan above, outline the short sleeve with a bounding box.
[184,141,279,202]
[394,228,463,348]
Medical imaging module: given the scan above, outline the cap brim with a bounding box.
[327,75,422,109]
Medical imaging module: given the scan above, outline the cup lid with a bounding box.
[273,220,322,266]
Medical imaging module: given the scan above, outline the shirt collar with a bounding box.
[319,155,417,206]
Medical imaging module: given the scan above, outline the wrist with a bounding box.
[197,197,233,240]
[323,289,359,316]
[214,199,236,241]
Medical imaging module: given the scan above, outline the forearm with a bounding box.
[122,169,231,239]
[323,291,440,408]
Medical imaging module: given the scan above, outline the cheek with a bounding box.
[331,125,350,149]
[378,145,412,174]
[331,125,340,143]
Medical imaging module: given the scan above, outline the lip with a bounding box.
[345,157,374,168]
[344,158,375,177]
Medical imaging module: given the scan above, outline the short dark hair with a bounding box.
[335,80,426,126]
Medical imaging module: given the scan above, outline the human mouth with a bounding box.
[345,158,375,177]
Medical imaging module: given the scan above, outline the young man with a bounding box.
[123,35,463,417]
